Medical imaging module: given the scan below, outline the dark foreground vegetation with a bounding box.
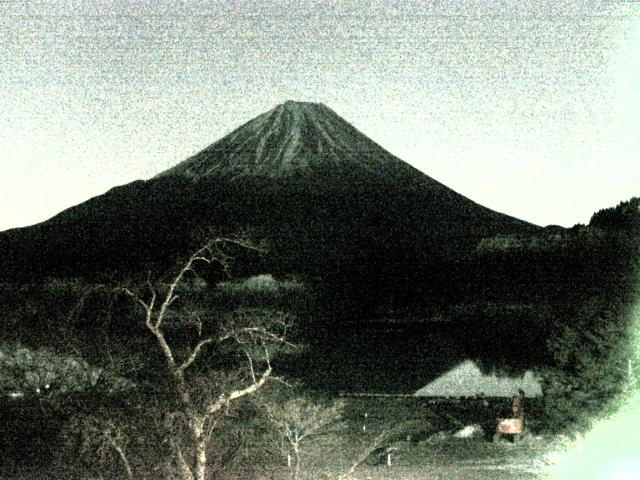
[1,393,555,480]
[0,198,638,479]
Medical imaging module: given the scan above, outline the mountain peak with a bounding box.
[280,99,323,108]
[275,100,330,114]
[157,101,394,179]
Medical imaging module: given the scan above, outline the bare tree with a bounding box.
[121,236,295,480]
[61,413,135,480]
[263,395,345,479]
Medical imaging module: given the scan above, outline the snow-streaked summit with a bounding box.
[157,101,400,178]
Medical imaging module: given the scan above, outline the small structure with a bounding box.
[496,418,523,434]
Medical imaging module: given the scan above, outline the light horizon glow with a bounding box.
[1,0,639,231]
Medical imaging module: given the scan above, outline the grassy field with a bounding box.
[319,438,551,480]
[253,395,560,480]
[0,439,562,480]
[0,395,563,479]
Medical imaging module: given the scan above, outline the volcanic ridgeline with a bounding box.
[0,101,539,304]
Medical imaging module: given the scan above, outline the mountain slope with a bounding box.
[157,101,408,178]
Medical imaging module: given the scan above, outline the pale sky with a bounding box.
[1,0,639,231]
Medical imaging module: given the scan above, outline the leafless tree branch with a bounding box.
[337,432,390,480]
[178,339,214,373]
[206,363,273,415]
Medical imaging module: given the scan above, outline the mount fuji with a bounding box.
[0,101,538,289]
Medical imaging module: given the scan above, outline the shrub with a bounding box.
[540,301,633,433]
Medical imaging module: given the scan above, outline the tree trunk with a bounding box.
[110,441,134,480]
[193,419,208,480]
[170,439,194,480]
[292,442,301,480]
[195,437,207,480]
